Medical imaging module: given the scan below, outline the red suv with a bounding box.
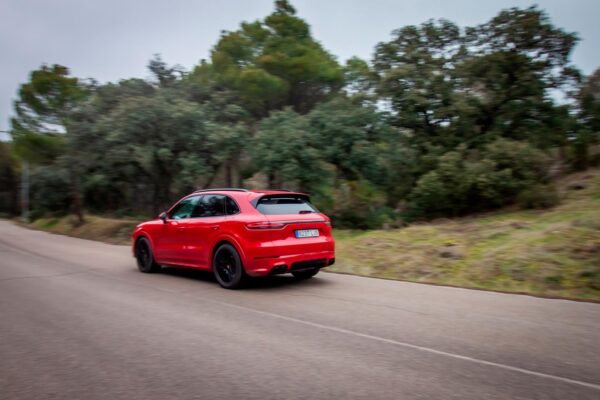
[132,189,335,288]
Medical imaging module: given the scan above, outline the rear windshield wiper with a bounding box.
[299,210,315,214]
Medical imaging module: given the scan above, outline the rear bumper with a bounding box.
[245,250,336,277]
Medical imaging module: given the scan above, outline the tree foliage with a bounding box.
[253,108,326,191]
[408,139,551,218]
[201,0,344,116]
[3,2,597,228]
[10,64,89,222]
[578,68,600,143]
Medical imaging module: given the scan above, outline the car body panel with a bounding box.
[132,190,335,277]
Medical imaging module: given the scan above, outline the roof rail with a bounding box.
[193,188,249,193]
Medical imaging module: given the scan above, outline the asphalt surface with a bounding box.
[1,220,599,400]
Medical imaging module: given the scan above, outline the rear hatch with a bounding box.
[253,194,333,254]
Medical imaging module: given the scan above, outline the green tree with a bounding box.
[374,7,580,153]
[203,0,344,116]
[307,98,382,181]
[343,57,378,105]
[148,54,181,88]
[579,68,600,134]
[7,4,587,227]
[373,19,465,151]
[93,93,239,213]
[573,68,600,169]
[461,6,580,147]
[11,64,88,222]
[66,58,251,215]
[253,108,327,191]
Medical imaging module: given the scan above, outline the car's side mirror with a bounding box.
[159,212,168,224]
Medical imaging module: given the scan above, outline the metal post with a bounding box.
[21,160,29,222]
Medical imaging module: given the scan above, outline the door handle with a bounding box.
[211,225,220,230]
[177,227,185,232]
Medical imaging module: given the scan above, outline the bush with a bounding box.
[327,180,393,229]
[83,173,126,213]
[407,139,552,219]
[29,166,71,217]
[483,138,551,184]
[517,184,560,209]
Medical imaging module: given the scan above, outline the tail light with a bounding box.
[246,222,286,230]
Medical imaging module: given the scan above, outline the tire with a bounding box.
[213,244,246,289]
[291,268,320,280]
[135,237,161,273]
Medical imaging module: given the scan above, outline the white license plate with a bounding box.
[295,229,319,238]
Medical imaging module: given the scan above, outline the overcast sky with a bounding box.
[1,0,599,136]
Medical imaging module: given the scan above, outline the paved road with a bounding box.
[1,220,599,400]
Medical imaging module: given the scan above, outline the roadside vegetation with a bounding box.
[332,169,600,301]
[20,168,600,301]
[26,215,140,245]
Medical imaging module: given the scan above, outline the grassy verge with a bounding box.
[24,215,141,245]
[331,169,600,301]
[18,169,600,301]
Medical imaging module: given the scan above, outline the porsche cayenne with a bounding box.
[132,189,335,289]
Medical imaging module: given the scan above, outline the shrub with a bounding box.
[327,180,393,229]
[407,139,552,219]
[29,167,71,217]
[517,184,560,209]
[83,173,126,213]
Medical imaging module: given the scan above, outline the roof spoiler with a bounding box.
[193,188,248,193]
[250,192,311,208]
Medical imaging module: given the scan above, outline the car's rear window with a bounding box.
[256,196,317,215]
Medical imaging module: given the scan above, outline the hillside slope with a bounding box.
[331,169,600,301]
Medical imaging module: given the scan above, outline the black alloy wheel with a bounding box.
[213,244,245,289]
[135,237,161,273]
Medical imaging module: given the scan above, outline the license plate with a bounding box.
[295,229,319,238]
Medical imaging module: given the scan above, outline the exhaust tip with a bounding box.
[270,264,288,275]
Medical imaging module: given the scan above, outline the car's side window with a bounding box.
[225,196,240,215]
[192,195,226,218]
[169,196,200,220]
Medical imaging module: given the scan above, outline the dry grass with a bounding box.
[331,169,600,301]
[27,215,141,245]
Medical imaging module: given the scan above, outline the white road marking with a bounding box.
[213,298,600,392]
